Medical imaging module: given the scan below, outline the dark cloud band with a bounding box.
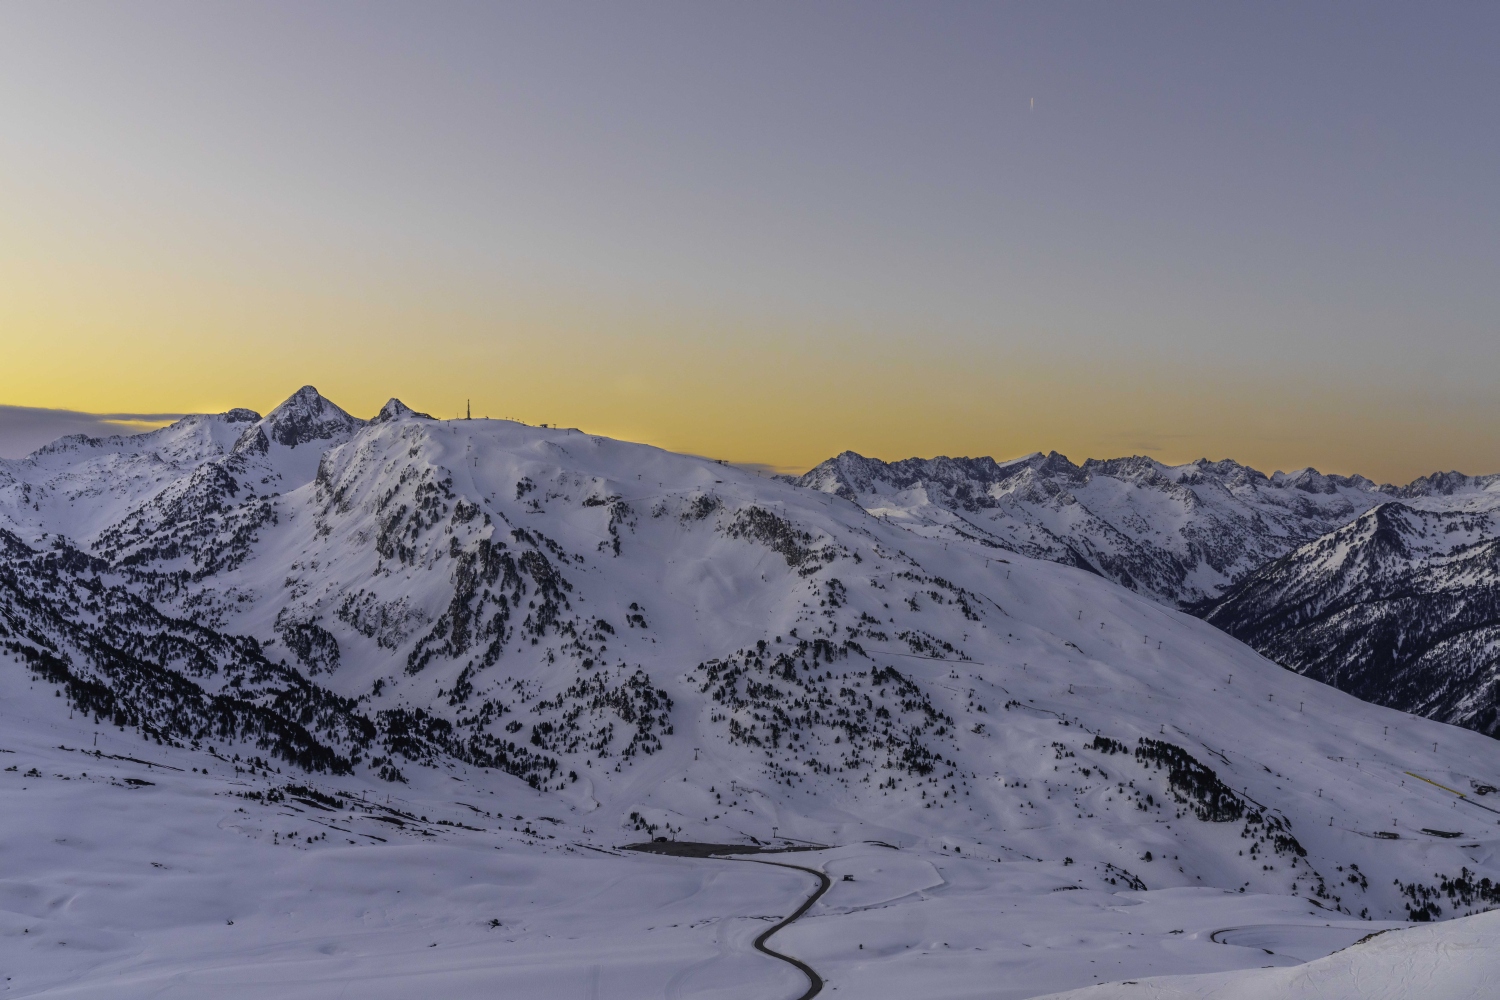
[0,405,184,460]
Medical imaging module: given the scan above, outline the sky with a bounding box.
[1,3,1497,480]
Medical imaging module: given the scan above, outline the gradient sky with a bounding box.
[2,3,1498,480]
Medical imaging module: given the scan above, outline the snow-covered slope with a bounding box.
[3,388,1499,997]
[0,407,261,541]
[1200,502,1500,738]
[788,451,1500,608]
[1039,908,1500,1000]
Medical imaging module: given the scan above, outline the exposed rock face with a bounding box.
[1199,502,1500,737]
[261,386,364,448]
[372,398,432,423]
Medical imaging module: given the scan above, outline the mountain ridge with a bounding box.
[1198,500,1500,737]
[786,449,1500,607]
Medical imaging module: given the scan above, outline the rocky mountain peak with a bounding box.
[1033,450,1082,477]
[1080,455,1167,484]
[794,451,889,498]
[1396,470,1488,497]
[372,398,433,423]
[262,386,364,448]
[1270,467,1377,495]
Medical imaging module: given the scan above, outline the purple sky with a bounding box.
[2,3,1497,478]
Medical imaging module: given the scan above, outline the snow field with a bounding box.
[1037,909,1500,1000]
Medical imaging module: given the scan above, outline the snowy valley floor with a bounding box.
[6,706,1490,999]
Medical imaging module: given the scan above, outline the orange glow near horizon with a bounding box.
[1,194,1495,481]
[3,285,1496,483]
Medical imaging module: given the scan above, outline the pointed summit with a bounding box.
[372,398,432,423]
[262,386,364,447]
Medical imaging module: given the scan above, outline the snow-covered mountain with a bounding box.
[787,450,1500,607]
[3,388,1499,997]
[1200,501,1500,738]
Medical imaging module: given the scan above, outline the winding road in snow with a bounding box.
[622,843,833,998]
[739,859,832,1000]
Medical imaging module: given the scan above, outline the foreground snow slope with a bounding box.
[3,388,1499,996]
[1038,909,1500,1000]
[0,649,1481,999]
[0,701,1418,1000]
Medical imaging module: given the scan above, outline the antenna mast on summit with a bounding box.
[466,399,471,420]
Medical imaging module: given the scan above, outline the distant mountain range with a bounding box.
[788,450,1500,736]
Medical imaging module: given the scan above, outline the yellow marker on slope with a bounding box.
[1405,771,1467,798]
